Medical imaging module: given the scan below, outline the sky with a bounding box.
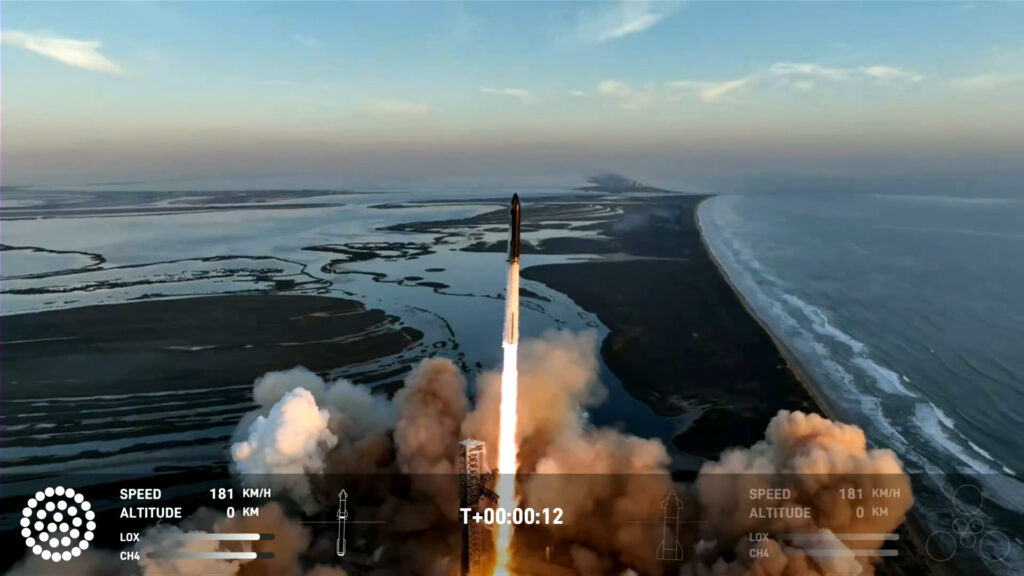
[3,1,1024,190]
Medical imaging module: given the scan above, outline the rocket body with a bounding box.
[495,196,521,572]
[503,194,521,346]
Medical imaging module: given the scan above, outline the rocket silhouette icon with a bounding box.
[657,489,684,561]
[337,489,348,557]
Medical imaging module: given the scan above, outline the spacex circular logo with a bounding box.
[21,486,96,563]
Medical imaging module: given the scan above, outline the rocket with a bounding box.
[503,194,521,347]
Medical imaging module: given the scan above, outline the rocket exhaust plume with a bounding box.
[496,194,522,574]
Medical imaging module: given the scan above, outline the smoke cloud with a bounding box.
[3,330,912,576]
[684,410,913,576]
[462,329,606,471]
[462,330,673,573]
[138,524,241,576]
[231,388,338,513]
[393,358,469,503]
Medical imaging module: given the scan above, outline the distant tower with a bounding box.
[459,439,488,576]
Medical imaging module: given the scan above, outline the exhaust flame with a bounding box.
[494,342,519,575]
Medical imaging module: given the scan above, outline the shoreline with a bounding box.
[693,196,841,422]
[513,191,928,575]
[694,195,939,576]
[521,193,821,460]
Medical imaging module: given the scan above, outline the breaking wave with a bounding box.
[698,194,1024,575]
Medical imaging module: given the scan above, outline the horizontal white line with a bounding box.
[781,533,899,541]
[298,520,385,524]
[150,552,258,560]
[789,549,898,557]
[834,533,899,541]
[173,533,266,541]
[4,336,78,345]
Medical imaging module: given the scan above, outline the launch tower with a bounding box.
[459,439,488,576]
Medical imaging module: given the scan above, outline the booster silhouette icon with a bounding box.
[336,489,348,557]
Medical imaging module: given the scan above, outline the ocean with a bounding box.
[699,190,1024,574]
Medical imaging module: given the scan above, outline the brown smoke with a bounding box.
[212,502,313,576]
[228,356,471,575]
[230,367,396,513]
[524,428,673,575]
[462,329,606,471]
[516,332,672,574]
[138,524,240,576]
[464,330,674,574]
[303,567,349,576]
[393,358,469,478]
[381,357,469,567]
[685,410,913,576]
[461,332,912,576]
[570,544,616,576]
[4,330,913,576]
[136,503,311,576]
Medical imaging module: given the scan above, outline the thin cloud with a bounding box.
[859,65,924,84]
[359,99,429,116]
[791,80,816,92]
[665,78,755,102]
[596,80,652,110]
[667,61,924,103]
[568,90,589,98]
[1,30,124,74]
[667,77,757,101]
[950,73,1023,91]
[700,77,753,102]
[769,62,851,81]
[479,87,531,99]
[574,1,673,43]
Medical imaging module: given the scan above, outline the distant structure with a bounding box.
[579,173,668,193]
[459,439,489,576]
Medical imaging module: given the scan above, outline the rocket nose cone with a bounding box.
[511,193,520,207]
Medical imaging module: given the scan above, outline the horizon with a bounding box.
[3,1,1024,190]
